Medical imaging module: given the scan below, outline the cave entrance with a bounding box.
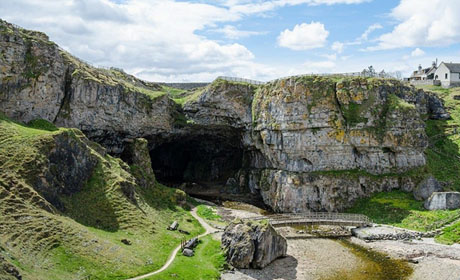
[150,132,245,199]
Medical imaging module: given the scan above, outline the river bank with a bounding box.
[215,201,460,280]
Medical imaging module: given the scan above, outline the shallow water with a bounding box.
[323,239,413,280]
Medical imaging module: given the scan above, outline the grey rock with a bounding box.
[414,176,443,201]
[221,220,287,269]
[424,192,460,210]
[182,248,194,257]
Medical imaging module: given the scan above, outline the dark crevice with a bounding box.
[53,67,72,123]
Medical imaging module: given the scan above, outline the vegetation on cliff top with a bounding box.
[0,115,208,280]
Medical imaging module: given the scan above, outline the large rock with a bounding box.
[221,220,287,269]
[424,192,460,210]
[413,176,443,201]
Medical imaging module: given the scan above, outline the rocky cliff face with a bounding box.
[0,20,175,153]
[221,220,287,268]
[0,20,450,212]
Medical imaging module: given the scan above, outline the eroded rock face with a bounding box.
[32,129,99,209]
[424,192,460,210]
[413,176,443,201]
[221,220,287,269]
[0,20,175,154]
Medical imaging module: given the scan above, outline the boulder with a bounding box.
[413,176,443,201]
[182,248,194,257]
[221,220,287,269]
[424,192,460,210]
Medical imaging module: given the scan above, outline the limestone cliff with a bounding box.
[0,20,450,212]
[0,19,175,153]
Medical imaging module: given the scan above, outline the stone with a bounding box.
[167,221,179,230]
[121,239,132,245]
[424,192,460,210]
[221,220,287,269]
[182,248,194,257]
[454,95,460,100]
[414,176,443,201]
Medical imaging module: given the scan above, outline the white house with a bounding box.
[409,62,438,86]
[434,62,460,88]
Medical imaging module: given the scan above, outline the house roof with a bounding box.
[442,63,460,73]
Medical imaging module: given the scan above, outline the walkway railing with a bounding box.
[246,212,372,227]
[215,76,265,85]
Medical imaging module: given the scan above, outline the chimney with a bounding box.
[418,64,422,73]
[432,61,437,68]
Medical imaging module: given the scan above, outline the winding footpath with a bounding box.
[126,207,218,280]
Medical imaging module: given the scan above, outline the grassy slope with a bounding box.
[348,85,460,243]
[146,235,225,280]
[0,116,205,279]
[346,191,460,232]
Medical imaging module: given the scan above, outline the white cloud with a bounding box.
[411,48,425,57]
[212,25,266,39]
[226,0,369,15]
[0,0,371,82]
[359,23,382,41]
[370,0,460,50]
[278,21,329,50]
[331,41,344,53]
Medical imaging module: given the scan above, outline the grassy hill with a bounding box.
[0,115,204,280]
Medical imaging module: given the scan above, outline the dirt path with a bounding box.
[126,207,218,280]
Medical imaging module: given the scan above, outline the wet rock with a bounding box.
[221,220,287,269]
[414,176,443,201]
[424,192,460,210]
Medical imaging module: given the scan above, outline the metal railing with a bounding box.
[246,212,372,227]
[215,76,265,85]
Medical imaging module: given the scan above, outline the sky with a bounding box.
[1,0,460,82]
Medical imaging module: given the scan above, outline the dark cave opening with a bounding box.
[150,133,244,189]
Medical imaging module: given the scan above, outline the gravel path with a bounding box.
[126,207,217,280]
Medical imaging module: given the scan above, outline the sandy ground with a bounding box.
[221,238,364,280]
[218,202,460,280]
[349,237,460,280]
[219,204,363,280]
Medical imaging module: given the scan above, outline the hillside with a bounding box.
[0,115,203,279]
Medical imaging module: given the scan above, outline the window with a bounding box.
[446,73,448,79]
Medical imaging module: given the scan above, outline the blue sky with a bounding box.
[1,0,459,82]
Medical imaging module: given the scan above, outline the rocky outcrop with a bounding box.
[253,170,417,212]
[0,20,175,153]
[29,129,99,209]
[424,192,460,210]
[413,176,443,201]
[221,220,287,268]
[121,138,155,188]
[351,225,433,241]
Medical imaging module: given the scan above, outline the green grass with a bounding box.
[196,205,221,221]
[146,235,225,280]
[171,87,205,106]
[436,221,460,244]
[347,190,460,232]
[415,85,460,191]
[0,115,209,279]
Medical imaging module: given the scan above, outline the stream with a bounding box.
[216,201,414,280]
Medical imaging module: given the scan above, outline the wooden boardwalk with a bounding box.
[247,212,372,228]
